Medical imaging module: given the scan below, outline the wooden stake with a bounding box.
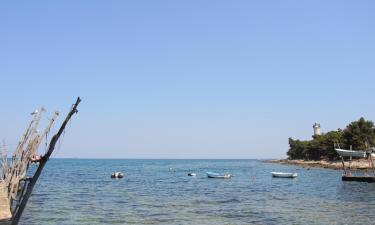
[11,97,81,225]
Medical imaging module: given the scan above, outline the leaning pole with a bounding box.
[11,97,81,225]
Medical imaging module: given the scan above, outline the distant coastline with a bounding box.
[284,118,375,169]
[265,159,373,170]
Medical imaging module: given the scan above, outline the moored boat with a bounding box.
[206,172,232,179]
[111,172,124,179]
[188,173,197,176]
[271,172,297,178]
[335,148,367,158]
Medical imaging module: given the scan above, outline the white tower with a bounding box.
[313,123,321,136]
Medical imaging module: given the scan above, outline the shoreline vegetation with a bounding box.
[265,159,374,170]
[272,117,375,170]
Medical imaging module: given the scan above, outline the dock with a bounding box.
[336,148,375,183]
[342,175,375,183]
[0,183,11,225]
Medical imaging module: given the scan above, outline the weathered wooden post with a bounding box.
[11,97,81,225]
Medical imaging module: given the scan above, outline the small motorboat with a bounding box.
[111,172,124,179]
[207,172,232,179]
[271,172,297,178]
[188,173,197,176]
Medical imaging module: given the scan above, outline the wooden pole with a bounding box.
[370,153,375,174]
[340,156,346,175]
[11,97,81,225]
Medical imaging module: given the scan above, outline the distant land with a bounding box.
[269,117,375,169]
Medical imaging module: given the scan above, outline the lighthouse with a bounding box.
[313,123,321,136]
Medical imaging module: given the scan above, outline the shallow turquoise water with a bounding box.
[21,159,375,225]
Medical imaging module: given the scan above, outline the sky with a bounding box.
[0,1,374,159]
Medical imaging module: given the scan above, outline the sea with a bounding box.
[20,159,375,225]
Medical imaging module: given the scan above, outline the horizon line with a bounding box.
[47,157,280,160]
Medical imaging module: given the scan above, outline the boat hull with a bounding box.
[271,172,298,178]
[111,172,124,179]
[335,149,367,158]
[206,172,231,179]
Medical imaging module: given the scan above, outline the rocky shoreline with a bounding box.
[265,159,374,170]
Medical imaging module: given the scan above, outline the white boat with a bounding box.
[335,149,366,158]
[206,172,232,179]
[111,172,124,178]
[271,172,298,178]
[188,173,197,176]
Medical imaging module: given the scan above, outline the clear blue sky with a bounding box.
[0,1,374,158]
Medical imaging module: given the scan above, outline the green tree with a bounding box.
[287,130,344,160]
[287,138,308,160]
[343,117,375,150]
[311,130,344,160]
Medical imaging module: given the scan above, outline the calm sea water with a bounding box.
[21,159,375,225]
